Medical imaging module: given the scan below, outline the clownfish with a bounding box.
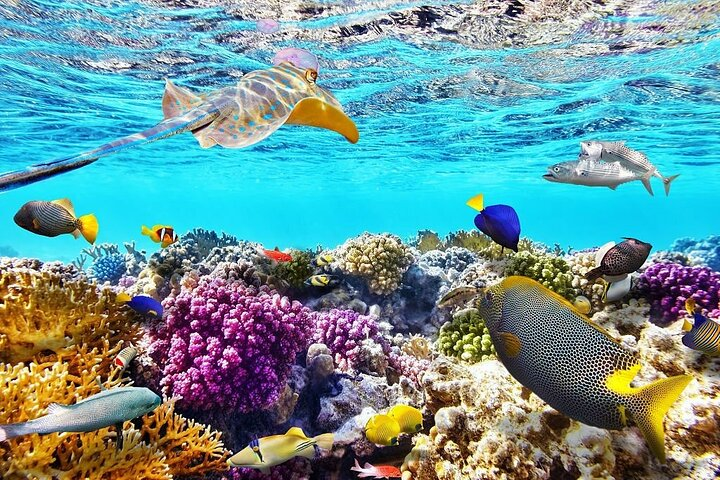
[141,224,178,248]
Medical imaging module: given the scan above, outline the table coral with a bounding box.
[337,233,414,295]
[0,258,139,363]
[503,251,577,301]
[436,308,495,363]
[635,262,720,324]
[148,275,312,412]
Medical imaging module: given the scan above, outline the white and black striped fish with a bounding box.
[13,198,98,244]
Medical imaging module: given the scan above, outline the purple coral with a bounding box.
[148,276,312,411]
[636,262,720,324]
[310,309,383,371]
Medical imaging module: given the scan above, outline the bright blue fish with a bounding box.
[116,293,163,319]
[466,193,521,252]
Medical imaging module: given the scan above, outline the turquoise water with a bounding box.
[1,1,719,262]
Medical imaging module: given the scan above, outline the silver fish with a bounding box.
[579,141,679,196]
[0,386,160,449]
[543,157,648,192]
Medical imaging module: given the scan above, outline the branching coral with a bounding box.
[437,308,495,363]
[310,309,383,372]
[503,251,577,301]
[0,349,229,480]
[149,275,312,411]
[0,258,139,363]
[337,233,414,295]
[671,235,720,272]
[270,249,316,290]
[86,243,127,284]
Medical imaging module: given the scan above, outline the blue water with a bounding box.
[1,1,719,262]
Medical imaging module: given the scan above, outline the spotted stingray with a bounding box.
[0,62,359,191]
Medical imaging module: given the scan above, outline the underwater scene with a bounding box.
[1,1,719,479]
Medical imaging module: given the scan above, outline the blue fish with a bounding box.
[682,303,720,355]
[466,193,520,252]
[116,293,163,318]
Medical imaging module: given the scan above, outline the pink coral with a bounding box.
[310,309,382,371]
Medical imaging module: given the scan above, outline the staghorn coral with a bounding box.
[0,258,139,363]
[437,308,496,363]
[635,262,720,324]
[148,275,312,412]
[337,233,415,295]
[270,249,316,290]
[503,251,578,301]
[0,348,230,480]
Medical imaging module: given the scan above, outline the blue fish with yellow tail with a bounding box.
[682,299,720,355]
[477,276,692,462]
[116,293,163,319]
[466,193,520,252]
[0,62,359,192]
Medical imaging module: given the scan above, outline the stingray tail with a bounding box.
[0,110,213,193]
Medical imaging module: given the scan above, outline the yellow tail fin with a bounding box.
[630,374,693,463]
[466,193,484,212]
[312,433,334,451]
[285,98,359,144]
[77,214,99,244]
[116,292,131,304]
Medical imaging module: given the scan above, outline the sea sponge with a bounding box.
[0,347,229,479]
[337,233,414,295]
[0,258,139,363]
[503,251,577,301]
[436,308,495,363]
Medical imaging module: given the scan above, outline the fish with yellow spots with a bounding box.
[477,276,692,462]
[0,59,359,192]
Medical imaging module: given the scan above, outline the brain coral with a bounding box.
[149,275,312,411]
[0,258,138,363]
[337,233,415,295]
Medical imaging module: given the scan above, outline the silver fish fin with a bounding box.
[46,402,71,415]
[641,177,654,196]
[663,174,680,196]
[607,185,618,190]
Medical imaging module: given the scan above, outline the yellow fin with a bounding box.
[141,225,159,242]
[497,332,522,358]
[51,198,75,217]
[162,79,204,119]
[116,292,131,304]
[617,404,628,427]
[312,432,334,451]
[685,298,696,315]
[502,276,622,345]
[682,319,693,332]
[606,364,642,395]
[285,97,359,143]
[465,193,484,212]
[77,214,98,245]
[285,427,307,438]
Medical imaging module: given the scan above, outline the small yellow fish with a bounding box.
[312,253,334,267]
[573,295,591,314]
[227,427,334,474]
[387,405,423,434]
[365,414,401,446]
[304,274,340,288]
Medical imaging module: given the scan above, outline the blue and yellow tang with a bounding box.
[466,193,520,252]
[477,276,692,462]
[117,293,163,319]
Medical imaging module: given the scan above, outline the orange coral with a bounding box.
[0,261,139,363]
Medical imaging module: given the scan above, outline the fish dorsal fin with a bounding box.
[501,276,623,345]
[116,292,131,304]
[285,426,307,438]
[47,402,70,415]
[162,79,204,120]
[466,193,484,212]
[51,198,75,216]
[497,332,522,358]
[285,97,359,143]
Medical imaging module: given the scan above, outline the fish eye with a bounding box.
[305,69,318,84]
[553,166,560,172]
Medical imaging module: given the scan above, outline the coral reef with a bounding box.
[671,235,720,272]
[270,249,316,290]
[636,262,720,324]
[503,250,577,301]
[310,309,383,372]
[419,247,477,277]
[565,250,608,312]
[86,243,127,284]
[413,230,442,253]
[0,258,138,363]
[436,308,496,363]
[148,274,312,411]
[337,233,414,295]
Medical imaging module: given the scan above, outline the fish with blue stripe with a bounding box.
[682,299,720,355]
[0,61,359,192]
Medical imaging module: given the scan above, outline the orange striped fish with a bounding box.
[13,198,98,244]
[141,224,179,248]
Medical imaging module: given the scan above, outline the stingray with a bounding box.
[0,62,359,191]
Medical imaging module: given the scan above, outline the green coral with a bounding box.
[437,308,495,363]
[440,230,542,260]
[270,249,315,290]
[503,251,578,301]
[338,233,414,295]
[413,230,442,253]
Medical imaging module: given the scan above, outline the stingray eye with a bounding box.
[305,68,318,84]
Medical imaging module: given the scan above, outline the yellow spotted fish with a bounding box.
[387,405,423,434]
[227,427,333,474]
[477,276,692,462]
[0,62,359,192]
[365,414,401,446]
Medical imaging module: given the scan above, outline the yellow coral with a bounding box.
[0,262,139,363]
[338,233,414,295]
[0,350,229,479]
